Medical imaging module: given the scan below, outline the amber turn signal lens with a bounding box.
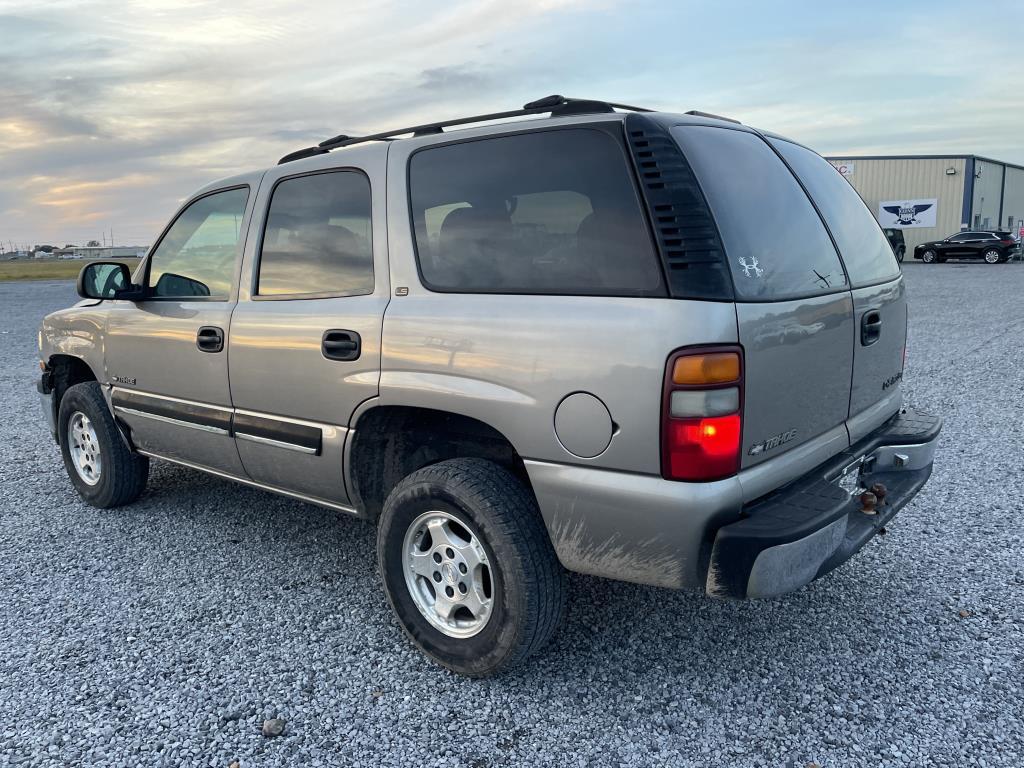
[672,352,740,385]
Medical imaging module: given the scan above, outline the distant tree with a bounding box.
[64,244,76,248]
[33,244,54,253]
[86,239,101,247]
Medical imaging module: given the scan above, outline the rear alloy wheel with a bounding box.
[377,458,566,677]
[402,509,494,638]
[983,249,1001,264]
[921,249,937,264]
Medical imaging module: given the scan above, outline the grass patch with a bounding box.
[0,258,141,282]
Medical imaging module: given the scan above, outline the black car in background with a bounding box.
[914,230,1020,264]
[883,228,906,262]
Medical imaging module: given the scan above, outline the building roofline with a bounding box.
[824,153,1024,173]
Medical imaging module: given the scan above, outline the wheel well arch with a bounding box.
[348,406,530,519]
[49,354,98,404]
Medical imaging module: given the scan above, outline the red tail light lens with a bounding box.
[664,414,742,480]
[662,346,744,482]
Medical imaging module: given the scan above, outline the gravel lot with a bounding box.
[2,265,1022,767]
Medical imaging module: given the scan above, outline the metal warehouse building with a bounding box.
[824,154,1024,252]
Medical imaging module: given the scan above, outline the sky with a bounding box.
[1,0,1021,249]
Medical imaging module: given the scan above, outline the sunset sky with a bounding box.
[1,0,1021,249]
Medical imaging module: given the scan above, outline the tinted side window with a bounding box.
[148,187,249,299]
[771,139,899,287]
[949,233,972,242]
[671,126,847,301]
[257,171,374,297]
[408,129,664,296]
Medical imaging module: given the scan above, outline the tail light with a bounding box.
[1000,239,1015,246]
[661,346,743,481]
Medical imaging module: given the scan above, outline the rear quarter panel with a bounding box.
[379,293,737,473]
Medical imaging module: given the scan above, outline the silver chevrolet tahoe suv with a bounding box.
[38,96,941,676]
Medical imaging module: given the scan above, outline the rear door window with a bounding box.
[671,126,848,301]
[770,138,899,287]
[408,128,664,296]
[257,170,374,297]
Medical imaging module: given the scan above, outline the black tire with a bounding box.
[921,249,937,264]
[58,382,149,508]
[895,245,905,263]
[983,248,1002,264]
[377,458,566,677]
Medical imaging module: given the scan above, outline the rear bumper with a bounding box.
[707,409,941,598]
[527,408,940,594]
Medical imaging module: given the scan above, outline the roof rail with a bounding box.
[684,109,741,125]
[277,95,653,164]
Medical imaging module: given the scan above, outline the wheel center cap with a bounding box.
[441,562,459,585]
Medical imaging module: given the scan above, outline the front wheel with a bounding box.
[983,248,1001,264]
[377,458,567,677]
[58,382,149,508]
[895,245,905,263]
[921,249,937,264]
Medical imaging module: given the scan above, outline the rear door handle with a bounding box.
[861,310,882,346]
[322,329,361,361]
[196,326,224,353]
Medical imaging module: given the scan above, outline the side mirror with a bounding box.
[77,261,137,300]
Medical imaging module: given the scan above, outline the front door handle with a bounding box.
[196,326,224,353]
[322,329,361,361]
[861,310,882,346]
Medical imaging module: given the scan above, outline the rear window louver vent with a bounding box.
[624,114,734,301]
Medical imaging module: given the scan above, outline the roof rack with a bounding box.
[278,95,653,165]
[684,109,741,125]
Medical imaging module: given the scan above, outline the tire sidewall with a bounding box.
[58,383,121,505]
[922,250,936,263]
[378,475,525,676]
[984,249,1000,264]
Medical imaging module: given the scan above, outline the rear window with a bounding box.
[770,138,899,287]
[408,128,665,296]
[671,126,847,301]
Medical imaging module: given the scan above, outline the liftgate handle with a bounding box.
[861,311,882,346]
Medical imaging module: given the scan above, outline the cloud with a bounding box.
[0,0,1021,246]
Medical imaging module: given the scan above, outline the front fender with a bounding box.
[39,304,107,383]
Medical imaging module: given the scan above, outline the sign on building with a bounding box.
[829,161,855,177]
[878,198,938,229]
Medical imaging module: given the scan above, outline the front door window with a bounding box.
[147,187,249,299]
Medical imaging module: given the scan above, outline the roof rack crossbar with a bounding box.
[278,95,652,164]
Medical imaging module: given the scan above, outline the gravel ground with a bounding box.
[1,265,1022,767]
